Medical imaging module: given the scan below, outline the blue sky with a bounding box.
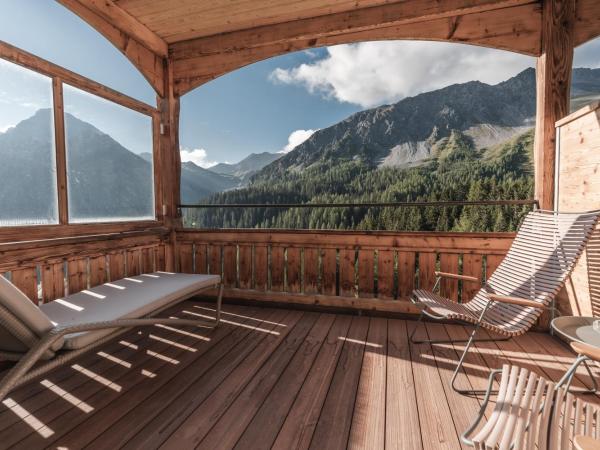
[1,1,599,165]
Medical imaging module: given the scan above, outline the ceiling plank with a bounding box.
[173,3,542,95]
[56,0,165,96]
[573,0,600,47]
[171,0,538,59]
[77,0,168,57]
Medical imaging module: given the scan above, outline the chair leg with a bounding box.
[449,324,504,395]
[557,355,598,394]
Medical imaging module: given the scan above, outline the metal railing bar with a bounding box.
[179,200,538,209]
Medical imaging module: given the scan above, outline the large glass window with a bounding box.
[64,85,154,223]
[0,59,57,226]
[571,37,600,112]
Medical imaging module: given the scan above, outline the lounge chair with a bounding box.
[410,210,600,394]
[462,359,600,449]
[0,271,223,402]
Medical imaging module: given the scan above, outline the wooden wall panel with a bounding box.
[321,248,337,296]
[127,248,142,276]
[377,250,395,299]
[339,249,356,297]
[303,248,320,295]
[461,254,483,302]
[397,251,415,299]
[155,245,166,271]
[238,245,253,290]
[254,245,268,291]
[68,258,87,295]
[358,249,375,298]
[270,246,285,292]
[141,247,154,273]
[286,247,302,293]
[12,268,38,303]
[209,245,222,277]
[418,253,437,291]
[89,255,107,288]
[556,104,600,316]
[178,243,194,274]
[223,245,237,288]
[42,262,65,302]
[110,252,126,281]
[439,253,459,301]
[194,243,208,274]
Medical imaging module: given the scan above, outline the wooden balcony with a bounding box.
[0,299,598,449]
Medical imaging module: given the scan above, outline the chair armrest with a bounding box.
[487,294,543,309]
[434,271,480,284]
[571,341,600,363]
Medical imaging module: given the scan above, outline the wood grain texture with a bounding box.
[11,267,38,303]
[439,253,459,301]
[339,249,356,298]
[303,248,320,295]
[461,254,483,302]
[0,301,585,449]
[377,250,395,299]
[270,246,285,292]
[286,247,302,293]
[534,0,575,210]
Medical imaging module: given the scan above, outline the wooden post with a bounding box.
[158,58,182,271]
[534,0,575,210]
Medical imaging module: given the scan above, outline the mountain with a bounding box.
[140,152,241,203]
[180,161,239,203]
[209,152,281,181]
[0,109,154,223]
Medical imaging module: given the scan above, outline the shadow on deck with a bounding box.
[0,300,598,449]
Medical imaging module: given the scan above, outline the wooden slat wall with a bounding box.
[1,230,168,305]
[177,230,514,314]
[555,104,600,317]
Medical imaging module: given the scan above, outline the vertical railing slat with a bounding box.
[439,253,459,301]
[358,249,375,298]
[286,247,302,293]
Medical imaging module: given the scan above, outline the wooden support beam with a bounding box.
[55,0,165,96]
[157,59,182,270]
[172,2,542,95]
[52,78,69,225]
[173,0,536,59]
[534,0,575,210]
[75,0,168,57]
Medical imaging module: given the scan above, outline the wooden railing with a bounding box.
[176,229,515,315]
[0,228,169,304]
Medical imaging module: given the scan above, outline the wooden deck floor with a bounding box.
[0,301,599,450]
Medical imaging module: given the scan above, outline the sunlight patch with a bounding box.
[2,398,55,438]
[40,379,94,413]
[182,310,280,335]
[71,364,122,392]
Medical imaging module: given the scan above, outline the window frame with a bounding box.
[0,40,161,237]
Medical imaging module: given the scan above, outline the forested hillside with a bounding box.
[185,130,534,231]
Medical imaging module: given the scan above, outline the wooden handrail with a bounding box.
[488,294,543,309]
[435,271,480,283]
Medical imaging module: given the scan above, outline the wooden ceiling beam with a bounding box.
[171,0,539,60]
[56,0,165,96]
[75,0,168,57]
[173,3,542,95]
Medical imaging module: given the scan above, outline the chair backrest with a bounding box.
[467,210,600,334]
[549,386,600,450]
[0,275,55,353]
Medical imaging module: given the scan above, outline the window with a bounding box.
[64,85,155,223]
[571,36,600,112]
[0,59,57,226]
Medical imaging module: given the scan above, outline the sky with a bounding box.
[1,1,600,165]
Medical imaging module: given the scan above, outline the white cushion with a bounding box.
[39,272,220,350]
[0,274,55,352]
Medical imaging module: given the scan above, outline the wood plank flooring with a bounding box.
[0,300,598,450]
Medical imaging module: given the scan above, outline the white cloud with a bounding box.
[280,129,316,153]
[180,147,218,168]
[270,41,535,108]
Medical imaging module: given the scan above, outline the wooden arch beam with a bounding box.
[172,1,542,95]
[56,0,165,97]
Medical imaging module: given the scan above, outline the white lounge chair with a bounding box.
[0,271,222,401]
[410,210,600,394]
[463,361,600,449]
